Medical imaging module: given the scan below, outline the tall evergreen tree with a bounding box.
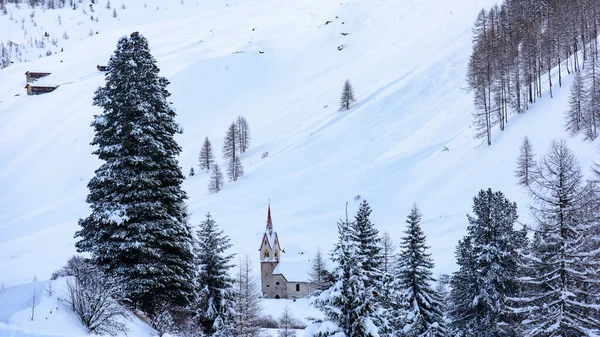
[393,204,446,337]
[448,237,478,337]
[75,32,195,314]
[514,139,600,336]
[232,256,262,337]
[311,208,355,336]
[449,189,525,337]
[348,200,386,336]
[311,201,384,337]
[515,136,536,187]
[223,123,243,181]
[193,213,236,336]
[199,137,215,173]
[208,164,224,193]
[339,79,356,111]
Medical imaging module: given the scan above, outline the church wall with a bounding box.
[286,281,311,299]
[260,262,278,298]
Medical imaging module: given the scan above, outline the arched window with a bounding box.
[296,284,300,292]
[264,250,269,258]
[274,250,279,259]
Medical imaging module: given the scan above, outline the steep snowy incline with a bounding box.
[1,0,598,293]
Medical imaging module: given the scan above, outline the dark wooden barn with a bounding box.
[25,83,58,95]
[25,71,51,83]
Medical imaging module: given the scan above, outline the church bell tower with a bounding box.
[259,203,281,297]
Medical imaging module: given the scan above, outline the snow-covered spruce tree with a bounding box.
[310,201,385,337]
[75,32,195,315]
[449,189,526,337]
[339,79,356,111]
[392,204,446,337]
[513,139,600,336]
[222,122,243,181]
[278,305,296,337]
[199,137,215,173]
[208,164,224,193]
[233,256,262,337]
[235,116,251,154]
[515,136,536,187]
[310,207,355,336]
[308,248,333,294]
[565,70,585,134]
[448,237,478,337]
[347,200,386,335]
[193,213,236,336]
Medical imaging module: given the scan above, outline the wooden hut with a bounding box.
[25,71,51,83]
[25,83,58,95]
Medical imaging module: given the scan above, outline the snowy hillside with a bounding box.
[1,0,599,334]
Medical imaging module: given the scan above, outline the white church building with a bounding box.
[259,204,312,299]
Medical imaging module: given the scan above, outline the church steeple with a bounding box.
[266,203,273,235]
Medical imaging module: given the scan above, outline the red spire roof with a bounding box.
[266,203,273,235]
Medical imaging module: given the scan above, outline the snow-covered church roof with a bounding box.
[273,244,311,283]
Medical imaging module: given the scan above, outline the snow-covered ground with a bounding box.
[1,0,599,335]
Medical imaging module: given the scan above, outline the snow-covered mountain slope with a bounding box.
[1,0,597,302]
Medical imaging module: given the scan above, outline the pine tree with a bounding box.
[449,189,525,337]
[565,70,585,134]
[75,32,195,314]
[232,256,262,337]
[208,164,224,193]
[223,123,243,181]
[199,137,215,173]
[515,136,536,187]
[514,139,600,336]
[277,305,296,337]
[235,116,251,154]
[308,248,332,294]
[339,79,356,111]
[193,213,236,336]
[393,204,446,337]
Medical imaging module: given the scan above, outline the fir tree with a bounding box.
[193,213,236,336]
[75,32,195,314]
[312,201,384,336]
[311,205,355,336]
[339,79,356,111]
[208,164,224,193]
[565,70,585,134]
[199,137,215,173]
[514,139,600,336]
[233,256,262,337]
[515,136,536,187]
[449,189,525,337]
[223,123,243,181]
[448,237,478,337]
[347,200,386,336]
[393,204,446,337]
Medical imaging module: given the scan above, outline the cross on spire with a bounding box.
[266,203,273,235]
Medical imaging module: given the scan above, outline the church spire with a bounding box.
[266,203,273,235]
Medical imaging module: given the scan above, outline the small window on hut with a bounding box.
[296,284,300,292]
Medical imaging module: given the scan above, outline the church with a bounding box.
[259,204,312,299]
